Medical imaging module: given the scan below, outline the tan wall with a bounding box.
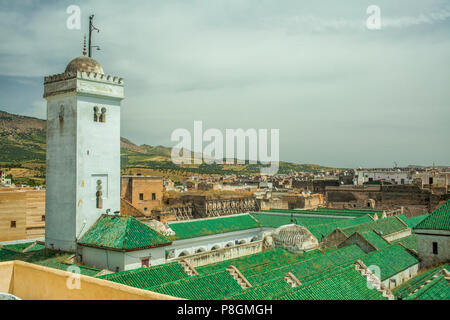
[25,190,45,238]
[0,192,27,241]
[177,241,263,268]
[121,177,163,215]
[0,260,179,300]
[0,189,45,241]
[321,229,348,248]
[260,199,288,210]
[120,198,145,217]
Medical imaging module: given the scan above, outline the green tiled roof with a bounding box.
[196,248,297,275]
[361,244,418,281]
[149,269,243,300]
[316,208,382,215]
[264,208,380,218]
[307,215,375,240]
[393,264,449,299]
[276,265,386,300]
[360,230,390,250]
[398,214,429,228]
[169,214,261,240]
[407,275,450,300]
[0,246,101,277]
[225,277,293,300]
[97,262,188,289]
[78,215,171,250]
[1,242,34,253]
[339,216,408,238]
[246,245,366,286]
[251,212,344,230]
[415,200,450,231]
[241,249,324,278]
[391,234,418,251]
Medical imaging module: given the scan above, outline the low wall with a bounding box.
[0,260,179,300]
[382,264,419,290]
[177,240,263,268]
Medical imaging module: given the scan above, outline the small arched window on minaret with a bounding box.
[93,106,99,122]
[59,105,65,121]
[96,180,103,209]
[99,107,106,123]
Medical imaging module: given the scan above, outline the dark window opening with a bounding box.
[139,193,144,200]
[99,107,106,123]
[152,193,156,200]
[141,258,150,268]
[93,106,99,122]
[144,207,147,211]
[41,215,45,221]
[429,177,433,185]
[10,221,16,228]
[432,242,438,255]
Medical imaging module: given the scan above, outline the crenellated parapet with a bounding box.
[44,71,124,99]
[44,71,124,85]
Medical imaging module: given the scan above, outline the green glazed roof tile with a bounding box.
[78,215,171,250]
[276,265,386,300]
[169,214,261,240]
[361,244,418,281]
[407,274,450,300]
[98,262,188,289]
[415,200,450,231]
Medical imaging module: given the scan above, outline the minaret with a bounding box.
[43,43,124,252]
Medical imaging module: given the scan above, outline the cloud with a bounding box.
[0,0,449,167]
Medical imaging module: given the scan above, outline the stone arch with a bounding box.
[250,236,258,242]
[211,245,221,251]
[100,107,106,123]
[59,105,65,121]
[225,242,234,248]
[195,247,206,254]
[178,250,190,257]
[96,179,103,209]
[93,106,99,122]
[238,240,247,245]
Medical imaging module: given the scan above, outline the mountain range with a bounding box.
[0,110,333,183]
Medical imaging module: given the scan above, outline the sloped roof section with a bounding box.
[341,216,408,237]
[361,244,418,281]
[415,200,450,231]
[78,215,171,250]
[407,274,450,300]
[398,214,429,228]
[169,214,260,240]
[276,265,386,300]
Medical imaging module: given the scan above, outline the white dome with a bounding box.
[272,224,318,253]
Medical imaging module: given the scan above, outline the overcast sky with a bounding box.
[0,0,449,168]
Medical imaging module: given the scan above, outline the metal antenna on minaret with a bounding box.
[88,14,101,57]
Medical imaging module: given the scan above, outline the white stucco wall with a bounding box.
[80,246,125,272]
[123,247,166,271]
[382,264,419,290]
[45,93,78,251]
[45,73,124,252]
[415,230,450,268]
[166,228,262,258]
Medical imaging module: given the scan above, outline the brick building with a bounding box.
[121,176,164,216]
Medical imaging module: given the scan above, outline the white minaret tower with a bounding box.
[43,39,124,252]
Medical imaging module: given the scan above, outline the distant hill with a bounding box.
[0,111,46,163]
[0,110,334,182]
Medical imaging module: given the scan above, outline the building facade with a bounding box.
[44,55,124,252]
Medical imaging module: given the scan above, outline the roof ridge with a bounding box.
[122,216,131,249]
[408,274,447,299]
